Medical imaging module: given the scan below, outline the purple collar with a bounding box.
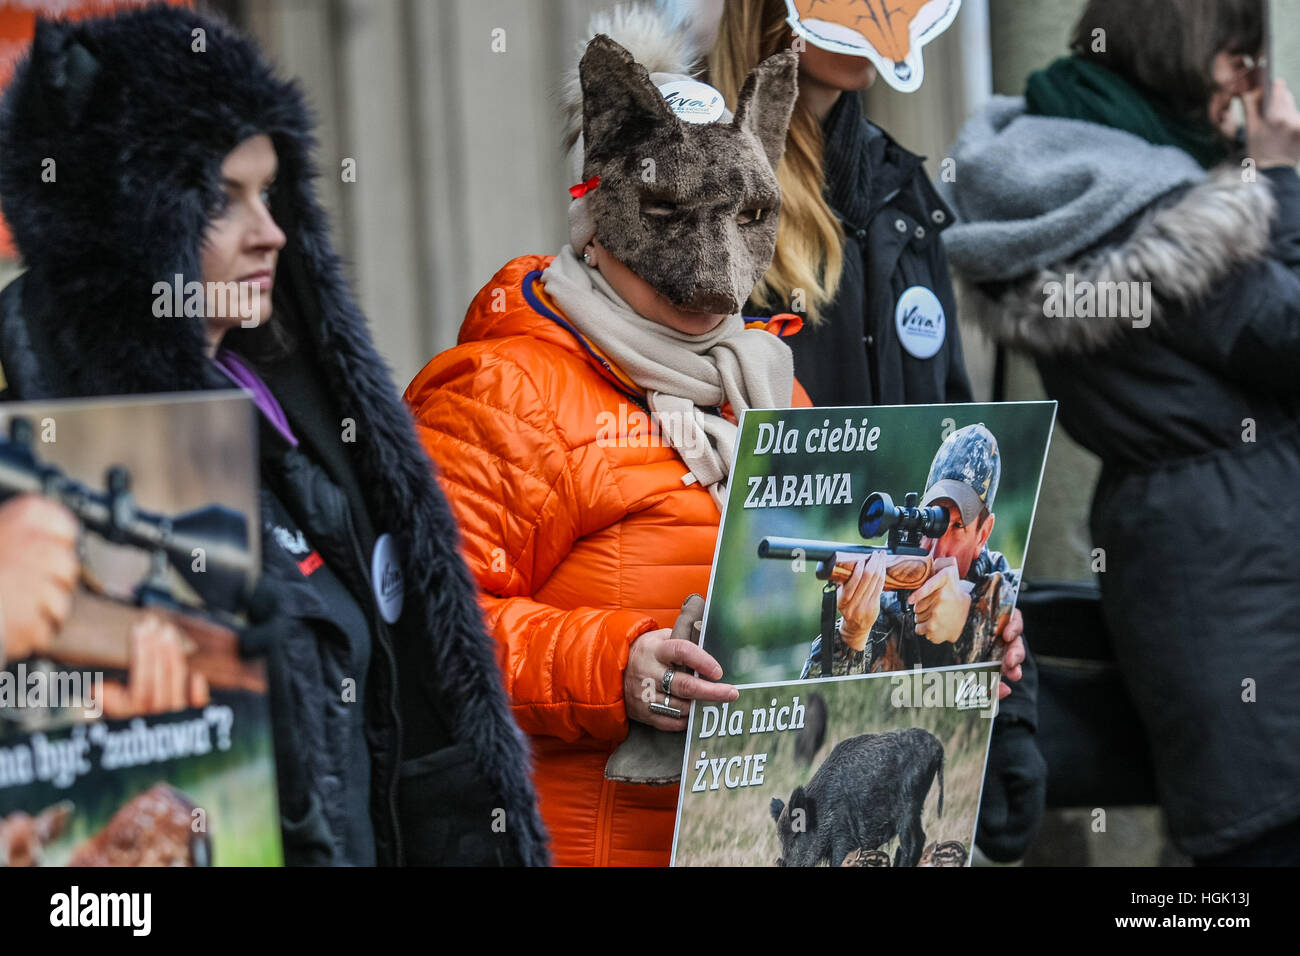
[213,349,298,447]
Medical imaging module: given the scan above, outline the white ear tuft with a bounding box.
[559,2,702,156]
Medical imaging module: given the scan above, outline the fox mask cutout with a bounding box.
[786,0,961,93]
[579,35,798,316]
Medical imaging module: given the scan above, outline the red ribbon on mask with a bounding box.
[569,175,601,199]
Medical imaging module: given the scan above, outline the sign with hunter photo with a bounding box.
[0,393,281,867]
[670,401,1055,866]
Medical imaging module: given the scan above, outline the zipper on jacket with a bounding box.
[596,772,617,867]
[341,512,404,866]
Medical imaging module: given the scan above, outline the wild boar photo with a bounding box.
[770,728,944,867]
[672,671,995,866]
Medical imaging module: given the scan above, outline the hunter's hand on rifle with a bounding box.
[909,557,971,645]
[101,613,211,718]
[836,551,888,650]
[0,495,79,663]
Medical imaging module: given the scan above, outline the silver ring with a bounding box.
[662,668,676,696]
[649,701,683,719]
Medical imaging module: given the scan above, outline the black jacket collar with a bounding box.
[821,91,925,229]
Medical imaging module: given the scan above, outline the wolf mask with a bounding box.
[578,35,798,316]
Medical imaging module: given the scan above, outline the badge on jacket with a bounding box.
[371,533,404,624]
[895,286,946,359]
[266,519,323,577]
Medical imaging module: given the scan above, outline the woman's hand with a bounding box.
[836,551,888,650]
[998,608,1026,701]
[624,621,737,732]
[1245,79,1300,169]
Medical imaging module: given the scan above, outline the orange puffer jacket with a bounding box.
[405,255,808,866]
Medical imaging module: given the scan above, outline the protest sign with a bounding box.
[671,401,1054,866]
[0,394,280,867]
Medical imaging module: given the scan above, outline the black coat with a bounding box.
[751,93,973,407]
[0,5,547,865]
[964,165,1300,858]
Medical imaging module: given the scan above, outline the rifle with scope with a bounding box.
[0,416,257,672]
[757,491,949,590]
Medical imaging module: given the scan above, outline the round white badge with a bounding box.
[894,286,947,360]
[371,533,404,624]
[656,79,726,124]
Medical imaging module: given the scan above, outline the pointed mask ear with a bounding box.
[31,18,101,128]
[732,49,798,171]
[579,34,679,170]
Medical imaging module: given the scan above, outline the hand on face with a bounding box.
[1244,78,1300,169]
[1209,50,1259,138]
[916,498,1025,695]
[1205,48,1300,167]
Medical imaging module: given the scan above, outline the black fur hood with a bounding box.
[0,4,319,395]
[0,4,548,864]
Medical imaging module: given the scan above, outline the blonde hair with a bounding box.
[707,0,844,326]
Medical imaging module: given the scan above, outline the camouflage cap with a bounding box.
[920,424,1001,525]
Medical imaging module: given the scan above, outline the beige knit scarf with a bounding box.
[541,245,794,510]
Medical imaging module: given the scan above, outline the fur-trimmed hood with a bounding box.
[0,4,314,396]
[0,4,548,865]
[940,97,1276,355]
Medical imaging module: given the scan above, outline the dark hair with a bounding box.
[1070,0,1264,121]
[224,303,297,365]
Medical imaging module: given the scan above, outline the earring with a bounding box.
[582,251,593,266]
